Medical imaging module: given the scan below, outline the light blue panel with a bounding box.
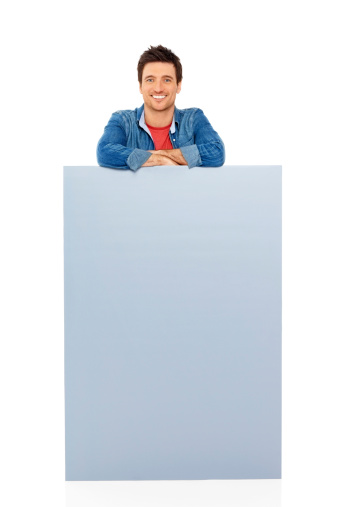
[64,165,281,480]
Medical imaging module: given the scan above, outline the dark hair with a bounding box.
[137,45,183,84]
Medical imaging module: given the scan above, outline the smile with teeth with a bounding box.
[152,95,166,99]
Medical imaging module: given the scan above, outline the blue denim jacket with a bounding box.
[97,104,225,170]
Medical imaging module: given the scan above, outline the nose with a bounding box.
[153,79,164,93]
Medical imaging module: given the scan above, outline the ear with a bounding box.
[139,82,143,94]
[177,81,182,94]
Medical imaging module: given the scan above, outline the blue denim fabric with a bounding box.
[97,105,225,170]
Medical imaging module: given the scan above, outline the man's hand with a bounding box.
[142,153,179,166]
[142,149,188,167]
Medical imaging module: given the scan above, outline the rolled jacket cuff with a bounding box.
[180,145,202,169]
[127,149,152,171]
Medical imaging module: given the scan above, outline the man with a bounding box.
[97,45,225,170]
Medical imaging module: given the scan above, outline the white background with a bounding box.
[1,1,337,505]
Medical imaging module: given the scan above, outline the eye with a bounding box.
[146,79,153,82]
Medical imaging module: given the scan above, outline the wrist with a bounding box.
[152,153,163,164]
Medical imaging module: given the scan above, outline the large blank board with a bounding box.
[64,165,281,480]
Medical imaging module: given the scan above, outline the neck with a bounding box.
[144,104,175,127]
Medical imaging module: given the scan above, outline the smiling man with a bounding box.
[97,45,225,170]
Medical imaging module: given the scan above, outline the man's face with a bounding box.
[139,61,182,113]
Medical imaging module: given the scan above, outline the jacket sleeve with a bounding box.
[96,113,152,171]
[179,109,225,168]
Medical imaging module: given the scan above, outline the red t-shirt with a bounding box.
[146,123,173,150]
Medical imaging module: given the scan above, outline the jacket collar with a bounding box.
[137,104,181,133]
